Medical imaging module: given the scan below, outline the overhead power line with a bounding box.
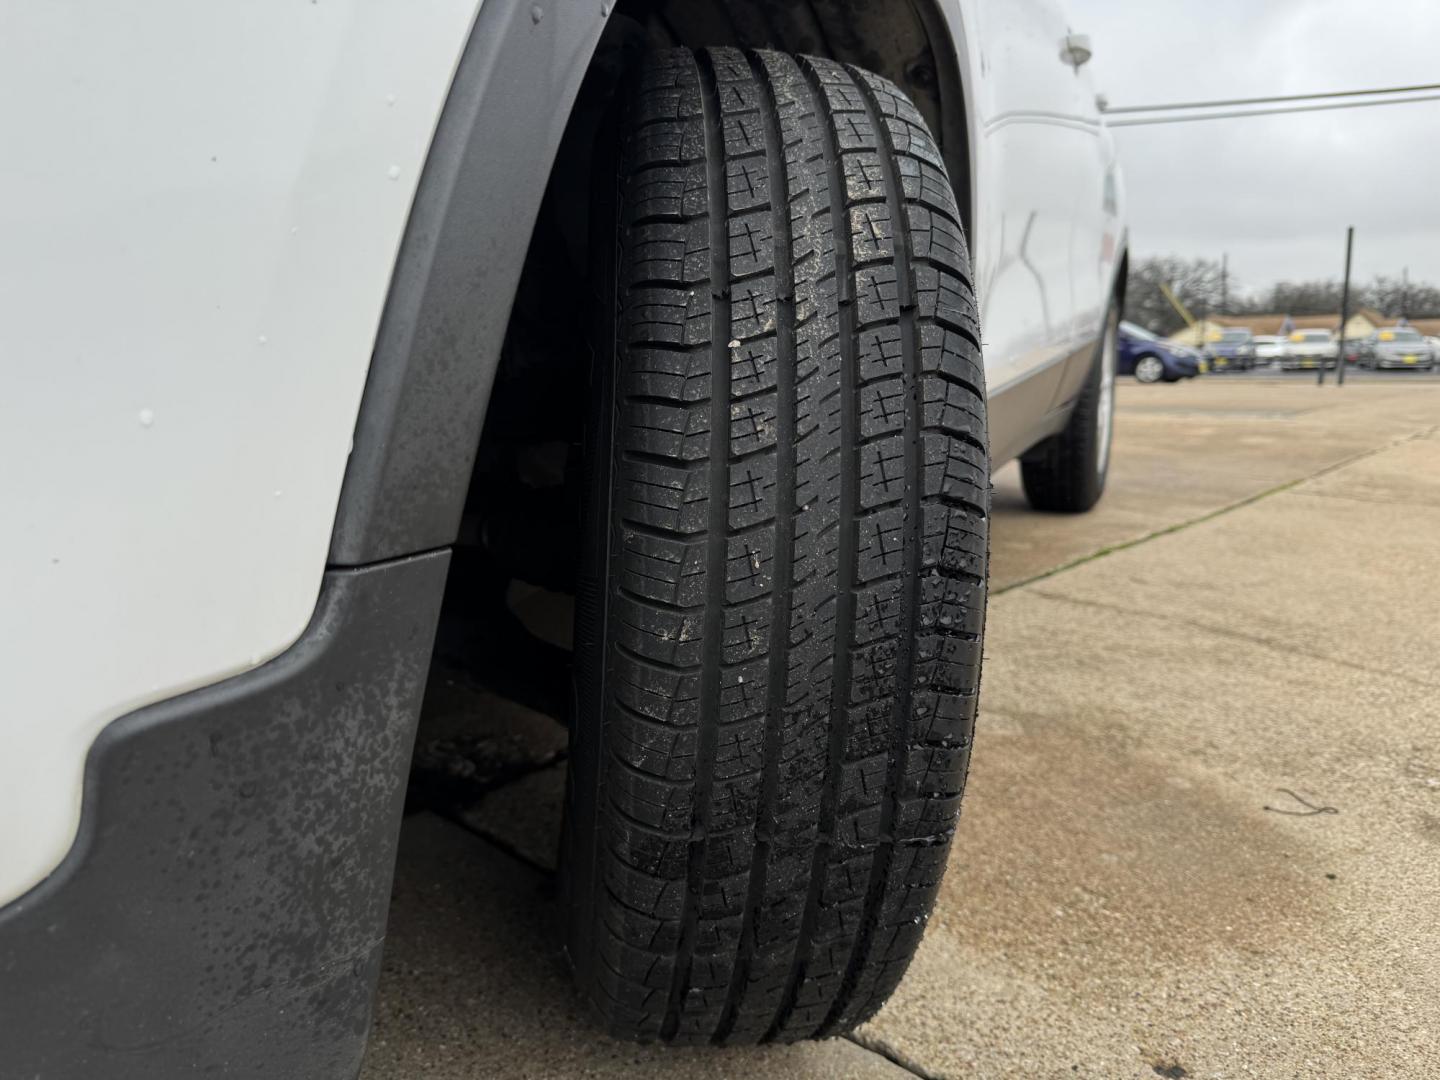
[1103,81,1440,115]
[1107,92,1440,127]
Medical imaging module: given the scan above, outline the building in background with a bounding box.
[1169,307,1388,346]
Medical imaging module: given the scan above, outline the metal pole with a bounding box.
[1337,226,1354,387]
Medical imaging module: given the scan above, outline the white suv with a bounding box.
[0,0,1125,1070]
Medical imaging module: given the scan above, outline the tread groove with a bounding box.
[712,49,797,1046]
[817,68,921,1037]
[764,54,859,1044]
[661,48,730,1044]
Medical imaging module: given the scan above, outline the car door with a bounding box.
[964,0,1111,460]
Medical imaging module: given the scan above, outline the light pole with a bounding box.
[1335,227,1354,387]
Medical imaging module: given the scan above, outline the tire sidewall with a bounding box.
[1093,303,1119,488]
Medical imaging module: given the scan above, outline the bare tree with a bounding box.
[1264,279,1345,316]
[1124,258,1440,334]
[1363,275,1440,319]
[1126,256,1229,335]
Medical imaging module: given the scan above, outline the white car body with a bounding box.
[0,0,484,904]
[0,0,1121,912]
[1281,328,1340,369]
[1253,335,1287,364]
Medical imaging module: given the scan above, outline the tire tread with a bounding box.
[569,47,989,1045]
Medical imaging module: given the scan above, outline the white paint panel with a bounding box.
[0,0,481,903]
[965,0,1115,393]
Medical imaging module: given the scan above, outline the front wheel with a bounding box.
[563,48,989,1046]
[1020,304,1118,513]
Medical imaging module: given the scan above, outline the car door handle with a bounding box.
[1060,33,1093,68]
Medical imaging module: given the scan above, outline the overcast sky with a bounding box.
[1070,0,1440,298]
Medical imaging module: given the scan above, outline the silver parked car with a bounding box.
[1360,326,1437,369]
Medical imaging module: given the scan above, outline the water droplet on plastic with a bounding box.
[530,4,543,23]
[387,164,401,181]
[138,408,155,427]
[257,334,268,345]
[385,94,397,107]
[273,489,283,499]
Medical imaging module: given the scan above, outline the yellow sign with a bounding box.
[1380,331,1396,341]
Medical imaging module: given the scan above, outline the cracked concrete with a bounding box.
[363,379,1440,1079]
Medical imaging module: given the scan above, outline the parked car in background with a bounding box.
[1253,334,1287,367]
[1206,327,1257,370]
[1119,321,1203,382]
[1280,328,1339,370]
[1359,326,1436,369]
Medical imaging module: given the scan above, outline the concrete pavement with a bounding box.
[364,379,1440,1079]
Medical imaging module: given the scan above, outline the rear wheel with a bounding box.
[1133,353,1165,384]
[562,47,989,1045]
[1020,304,1118,513]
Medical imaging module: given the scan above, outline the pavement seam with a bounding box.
[844,1031,946,1080]
[1027,587,1440,693]
[994,424,1438,597]
[1287,488,1440,510]
[451,814,557,877]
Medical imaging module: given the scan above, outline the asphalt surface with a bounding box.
[363,377,1440,1079]
[1203,364,1440,382]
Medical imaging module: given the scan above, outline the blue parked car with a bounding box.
[1118,321,1205,383]
[1204,326,1258,371]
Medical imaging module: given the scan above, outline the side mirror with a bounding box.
[1061,33,1093,68]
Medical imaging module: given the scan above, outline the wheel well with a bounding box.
[471,0,975,461]
[611,0,973,239]
[430,1,975,728]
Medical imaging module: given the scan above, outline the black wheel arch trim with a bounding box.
[328,0,615,565]
[0,552,450,1079]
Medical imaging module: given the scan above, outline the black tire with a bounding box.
[562,47,989,1046]
[1020,303,1118,513]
